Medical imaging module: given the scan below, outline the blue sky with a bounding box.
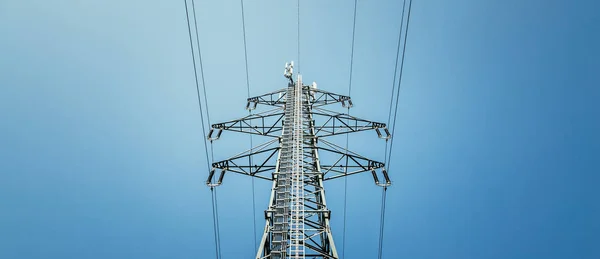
[1,0,599,258]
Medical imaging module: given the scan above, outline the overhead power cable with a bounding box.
[342,0,358,258]
[377,186,389,259]
[379,0,414,259]
[191,0,211,126]
[184,0,210,175]
[385,0,408,146]
[239,0,258,252]
[240,0,251,95]
[184,0,221,258]
[386,0,413,172]
[348,0,358,95]
[297,0,300,73]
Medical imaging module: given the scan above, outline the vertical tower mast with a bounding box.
[206,62,392,259]
[289,74,305,258]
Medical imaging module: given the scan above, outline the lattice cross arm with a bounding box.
[310,108,391,139]
[208,108,285,140]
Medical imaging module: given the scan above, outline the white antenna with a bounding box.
[284,61,294,79]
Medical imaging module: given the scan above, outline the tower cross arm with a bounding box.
[245,87,355,109]
[307,87,353,108]
[314,139,391,186]
[310,108,391,139]
[208,108,285,140]
[246,88,288,109]
[206,139,282,186]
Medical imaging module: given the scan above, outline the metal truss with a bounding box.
[207,138,391,187]
[208,108,285,139]
[245,86,354,109]
[310,107,391,139]
[208,94,391,141]
[207,64,391,259]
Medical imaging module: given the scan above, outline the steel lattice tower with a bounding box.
[206,62,391,259]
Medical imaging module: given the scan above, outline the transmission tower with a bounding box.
[206,62,391,259]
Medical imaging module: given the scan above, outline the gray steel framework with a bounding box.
[206,63,391,259]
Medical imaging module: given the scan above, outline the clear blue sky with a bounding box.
[1,0,599,258]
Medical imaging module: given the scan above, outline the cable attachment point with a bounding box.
[372,122,392,140]
[207,126,223,141]
[375,127,392,140]
[371,167,392,187]
[341,96,353,108]
[206,167,226,187]
[246,97,258,110]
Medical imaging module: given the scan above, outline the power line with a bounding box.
[342,0,358,258]
[386,0,413,172]
[210,187,221,259]
[210,189,220,259]
[209,146,222,259]
[240,0,251,96]
[239,0,258,251]
[251,175,257,248]
[385,0,408,142]
[184,0,221,258]
[377,187,388,259]
[384,0,407,168]
[379,1,414,258]
[348,0,358,95]
[341,139,349,258]
[191,0,211,126]
[297,0,300,73]
[213,186,223,259]
[184,0,210,173]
